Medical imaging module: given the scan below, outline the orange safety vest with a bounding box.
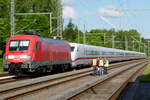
[92,59,97,66]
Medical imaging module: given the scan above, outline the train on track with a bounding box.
[70,43,146,67]
[3,34,71,75]
[3,33,146,76]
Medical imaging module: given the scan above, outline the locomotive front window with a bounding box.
[34,42,39,50]
[9,40,30,51]
[71,47,75,52]
[9,41,19,51]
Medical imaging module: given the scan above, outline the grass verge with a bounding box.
[140,64,150,82]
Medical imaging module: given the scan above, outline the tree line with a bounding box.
[0,0,149,58]
[63,20,150,56]
[0,0,62,57]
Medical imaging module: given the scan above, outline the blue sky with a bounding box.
[62,0,150,38]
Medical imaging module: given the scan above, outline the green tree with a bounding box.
[0,18,10,57]
[63,19,78,42]
[15,0,62,37]
[0,0,10,57]
[86,29,144,53]
[0,0,9,18]
[0,0,62,57]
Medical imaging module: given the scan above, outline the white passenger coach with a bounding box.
[69,43,146,67]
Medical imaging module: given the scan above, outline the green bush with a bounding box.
[0,59,3,73]
[140,64,150,82]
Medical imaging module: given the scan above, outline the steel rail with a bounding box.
[65,60,149,100]
[0,73,9,77]
[1,60,148,100]
[107,63,148,100]
[0,59,144,85]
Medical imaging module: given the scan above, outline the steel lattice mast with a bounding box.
[10,0,15,36]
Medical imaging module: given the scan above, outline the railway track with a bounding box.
[0,73,9,77]
[0,77,31,85]
[0,73,31,85]
[68,60,149,100]
[0,59,145,85]
[0,59,148,100]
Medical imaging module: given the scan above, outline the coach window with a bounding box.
[77,48,79,52]
[34,42,39,50]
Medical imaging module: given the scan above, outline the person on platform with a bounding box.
[98,57,104,76]
[92,58,98,76]
[104,58,109,74]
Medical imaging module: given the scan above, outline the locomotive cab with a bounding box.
[3,34,72,76]
[70,44,77,61]
[69,43,81,67]
[3,35,38,75]
[7,40,31,62]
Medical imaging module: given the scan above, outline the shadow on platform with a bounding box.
[117,74,150,100]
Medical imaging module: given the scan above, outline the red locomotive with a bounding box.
[3,34,71,75]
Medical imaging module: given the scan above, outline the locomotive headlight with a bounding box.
[5,56,8,60]
[20,55,27,59]
[8,55,14,59]
[20,55,31,60]
[27,55,31,60]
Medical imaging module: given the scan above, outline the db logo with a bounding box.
[14,55,20,60]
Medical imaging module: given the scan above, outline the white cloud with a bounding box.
[61,0,74,6]
[100,16,116,28]
[97,6,120,28]
[98,7,122,17]
[83,10,96,16]
[63,6,79,19]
